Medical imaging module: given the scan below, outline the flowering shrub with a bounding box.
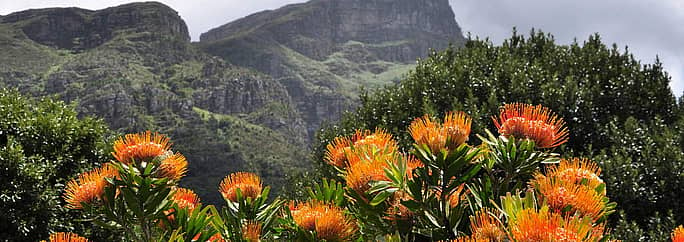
[48,103,626,241]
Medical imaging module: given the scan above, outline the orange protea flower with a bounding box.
[443,111,472,149]
[291,202,357,241]
[219,172,263,202]
[171,187,200,211]
[493,103,569,148]
[63,164,118,209]
[470,209,506,241]
[673,225,684,242]
[409,115,447,153]
[409,112,472,153]
[242,221,262,242]
[509,208,559,241]
[534,178,605,219]
[344,158,389,194]
[162,188,200,227]
[404,153,424,176]
[41,232,89,242]
[352,129,398,152]
[510,207,603,242]
[112,131,171,164]
[156,153,188,180]
[324,129,398,169]
[549,158,603,189]
[325,136,352,168]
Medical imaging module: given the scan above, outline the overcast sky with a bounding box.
[1,0,682,95]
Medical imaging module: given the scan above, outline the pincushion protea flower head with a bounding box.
[409,111,471,153]
[63,164,118,209]
[171,187,200,211]
[324,129,398,169]
[352,129,398,152]
[673,225,684,242]
[290,202,358,241]
[542,158,604,191]
[156,153,188,180]
[113,131,171,164]
[534,178,606,219]
[242,221,262,242]
[344,157,389,194]
[509,207,601,241]
[41,232,89,242]
[493,103,569,148]
[470,209,505,241]
[325,136,352,168]
[219,172,263,202]
[443,111,472,149]
[162,188,200,227]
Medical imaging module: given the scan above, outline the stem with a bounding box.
[439,169,454,239]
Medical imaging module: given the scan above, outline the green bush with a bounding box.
[315,29,683,240]
[0,89,113,241]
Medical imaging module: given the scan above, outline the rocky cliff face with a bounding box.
[0,0,466,203]
[0,2,307,204]
[199,0,465,137]
[201,0,461,62]
[1,2,189,50]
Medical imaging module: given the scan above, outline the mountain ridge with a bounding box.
[0,0,466,203]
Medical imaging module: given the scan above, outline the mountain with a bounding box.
[200,0,465,136]
[0,0,465,203]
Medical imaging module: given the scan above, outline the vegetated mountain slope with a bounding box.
[0,2,307,204]
[199,0,466,137]
[0,0,466,203]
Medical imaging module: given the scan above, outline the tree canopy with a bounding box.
[316,29,683,241]
[0,89,113,241]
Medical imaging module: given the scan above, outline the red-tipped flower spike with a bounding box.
[42,232,89,242]
[112,131,171,164]
[673,225,684,242]
[63,164,118,209]
[493,103,569,148]
[219,172,263,202]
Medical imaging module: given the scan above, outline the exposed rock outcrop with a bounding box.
[199,0,465,138]
[1,2,189,50]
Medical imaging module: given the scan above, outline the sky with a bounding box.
[1,0,682,95]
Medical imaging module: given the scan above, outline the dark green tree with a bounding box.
[0,89,113,241]
[315,29,682,240]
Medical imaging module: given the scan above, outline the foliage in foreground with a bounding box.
[0,89,113,241]
[45,103,684,241]
[316,29,684,240]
